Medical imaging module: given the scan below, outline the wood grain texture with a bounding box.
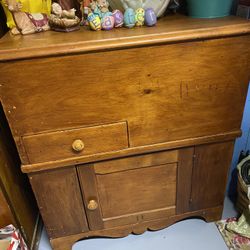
[22,122,128,164]
[94,150,178,174]
[50,205,223,250]
[176,147,194,214]
[190,141,235,211]
[1,36,249,169]
[0,15,248,250]
[21,131,240,173]
[96,164,177,218]
[77,165,104,231]
[0,188,15,228]
[0,15,250,61]
[1,36,248,139]
[78,152,178,229]
[29,167,89,238]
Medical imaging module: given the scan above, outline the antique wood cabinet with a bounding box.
[0,15,249,250]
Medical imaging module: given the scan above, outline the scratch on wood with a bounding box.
[180,82,183,99]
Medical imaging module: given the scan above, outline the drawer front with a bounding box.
[23,122,128,164]
[77,150,179,230]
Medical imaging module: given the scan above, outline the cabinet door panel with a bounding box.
[190,141,234,211]
[78,151,178,229]
[96,163,177,218]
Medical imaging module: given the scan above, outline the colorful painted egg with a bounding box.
[124,8,135,28]
[135,8,145,27]
[145,8,157,27]
[88,13,101,31]
[102,11,113,19]
[112,9,124,28]
[101,15,115,31]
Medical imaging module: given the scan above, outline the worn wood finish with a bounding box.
[77,165,104,231]
[0,188,15,228]
[78,151,179,229]
[190,141,235,211]
[21,131,240,173]
[29,167,89,238]
[0,14,249,250]
[0,15,250,61]
[176,147,194,214]
[0,36,249,168]
[50,205,223,250]
[94,150,178,174]
[23,122,128,164]
[1,36,248,138]
[96,164,177,218]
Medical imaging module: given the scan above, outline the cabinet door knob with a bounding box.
[87,200,98,211]
[72,139,84,152]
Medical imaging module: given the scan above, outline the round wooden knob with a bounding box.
[72,139,84,152]
[87,200,98,211]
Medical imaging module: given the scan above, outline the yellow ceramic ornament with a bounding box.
[87,13,101,31]
[0,0,51,29]
[135,8,145,27]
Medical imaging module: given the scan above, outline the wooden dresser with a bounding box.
[0,15,249,250]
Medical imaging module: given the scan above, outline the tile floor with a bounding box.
[38,197,237,250]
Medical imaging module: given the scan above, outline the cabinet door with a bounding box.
[77,150,180,230]
[190,141,234,211]
[29,167,89,238]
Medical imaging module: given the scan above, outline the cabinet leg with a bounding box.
[50,238,75,250]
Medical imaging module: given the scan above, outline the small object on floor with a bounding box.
[216,216,250,249]
[0,224,28,250]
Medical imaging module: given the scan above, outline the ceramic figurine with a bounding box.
[3,0,50,35]
[101,15,114,30]
[80,0,93,25]
[87,12,101,30]
[135,8,145,27]
[124,8,135,28]
[90,0,110,19]
[49,2,80,32]
[145,8,157,27]
[112,9,124,28]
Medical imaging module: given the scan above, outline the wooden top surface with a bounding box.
[0,14,249,61]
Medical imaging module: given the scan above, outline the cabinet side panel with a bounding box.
[29,167,89,238]
[190,141,234,211]
[0,109,38,247]
[0,188,15,228]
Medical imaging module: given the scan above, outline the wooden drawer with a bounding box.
[22,122,128,164]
